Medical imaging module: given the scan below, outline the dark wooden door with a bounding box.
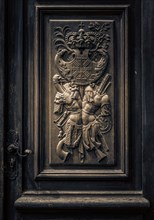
[0,0,154,219]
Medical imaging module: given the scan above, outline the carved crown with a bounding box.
[54,22,110,52]
[53,22,111,85]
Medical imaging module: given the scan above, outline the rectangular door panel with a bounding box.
[20,0,143,192]
[34,5,128,179]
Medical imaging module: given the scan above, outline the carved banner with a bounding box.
[52,22,112,164]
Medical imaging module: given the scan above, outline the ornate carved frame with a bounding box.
[33,5,129,179]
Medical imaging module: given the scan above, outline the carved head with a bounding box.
[84,85,95,103]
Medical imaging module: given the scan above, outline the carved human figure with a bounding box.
[53,74,82,161]
[81,84,111,162]
[53,74,112,163]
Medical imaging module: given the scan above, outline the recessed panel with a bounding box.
[49,20,114,165]
[35,6,128,178]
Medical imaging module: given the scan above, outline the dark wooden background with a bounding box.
[0,0,154,220]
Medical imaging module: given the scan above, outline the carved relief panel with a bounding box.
[34,6,128,178]
[51,21,113,164]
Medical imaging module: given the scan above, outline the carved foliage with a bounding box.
[52,22,112,163]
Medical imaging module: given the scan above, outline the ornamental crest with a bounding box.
[54,22,110,85]
[52,22,112,163]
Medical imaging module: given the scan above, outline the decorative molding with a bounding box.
[34,5,129,178]
[15,191,150,212]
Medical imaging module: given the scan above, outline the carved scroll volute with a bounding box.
[52,22,112,164]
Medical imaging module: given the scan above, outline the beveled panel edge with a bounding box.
[34,168,127,180]
[34,4,129,179]
[35,4,130,10]
[22,190,144,195]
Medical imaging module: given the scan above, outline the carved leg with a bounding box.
[91,123,101,148]
[82,126,90,150]
[91,123,107,162]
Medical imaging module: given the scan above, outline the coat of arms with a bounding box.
[52,22,112,163]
